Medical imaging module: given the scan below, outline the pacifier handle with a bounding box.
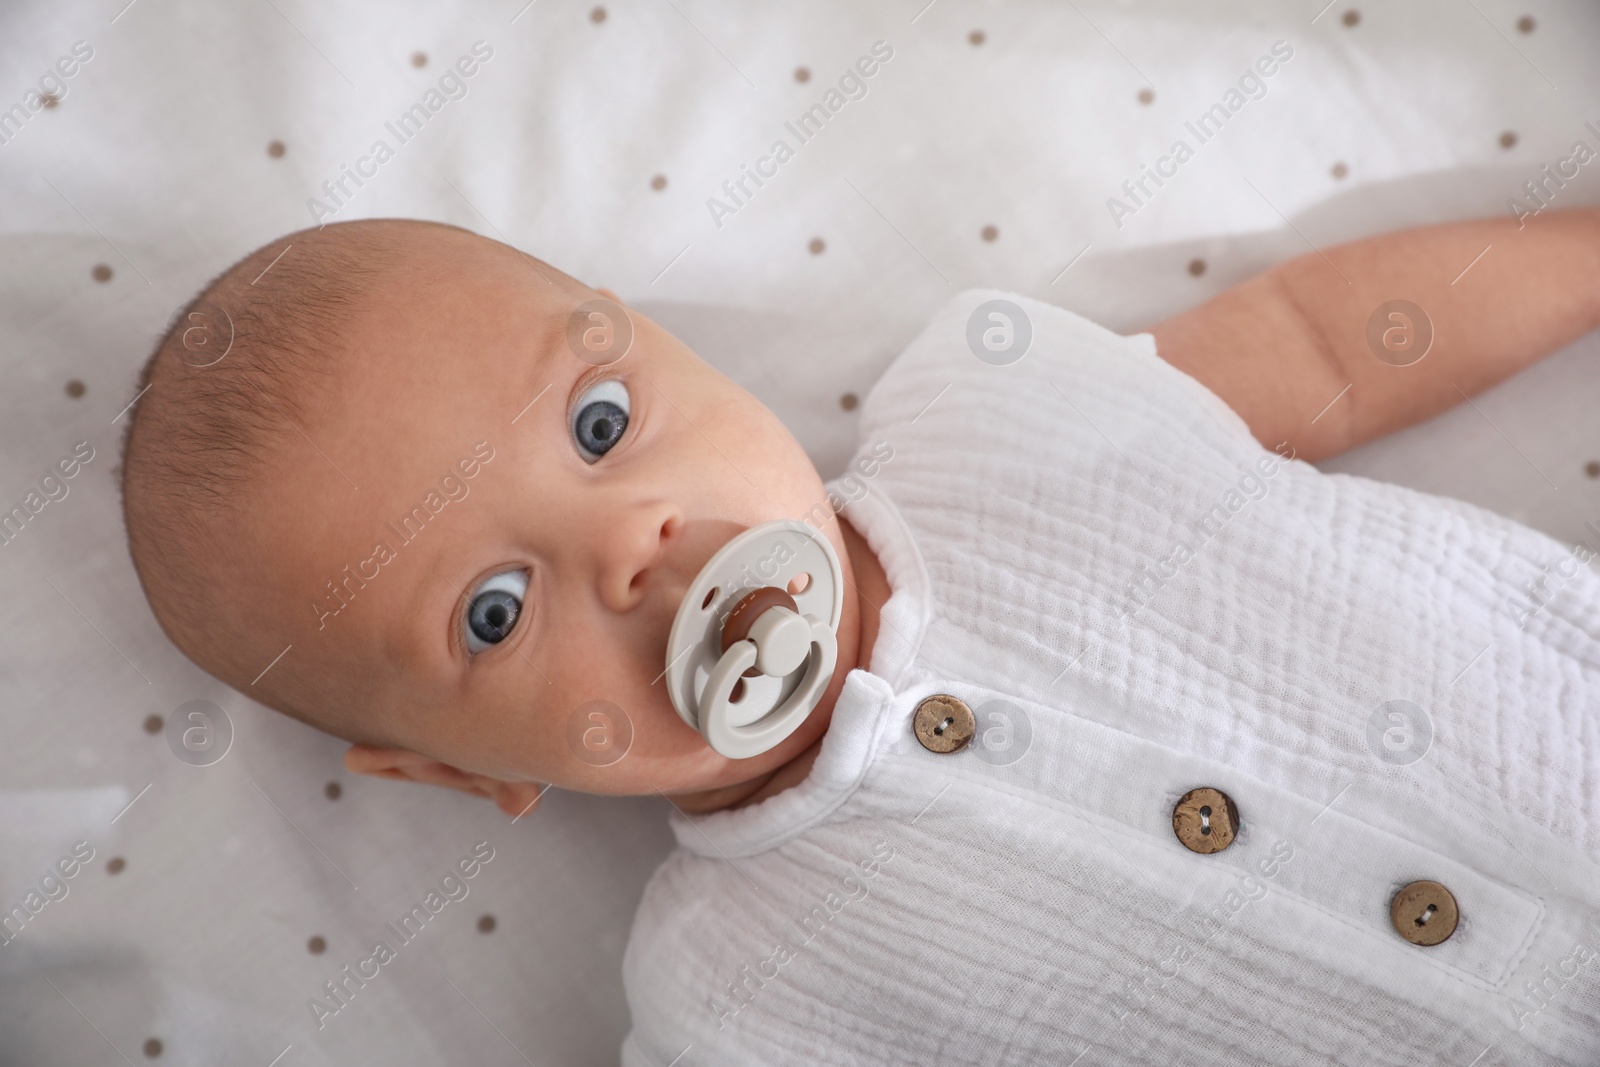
[698,587,838,760]
[721,586,800,676]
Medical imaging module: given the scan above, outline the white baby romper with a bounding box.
[620,289,1600,1066]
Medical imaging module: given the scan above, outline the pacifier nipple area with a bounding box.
[665,520,844,760]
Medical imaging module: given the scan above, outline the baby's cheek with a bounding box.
[731,404,823,505]
[521,635,648,774]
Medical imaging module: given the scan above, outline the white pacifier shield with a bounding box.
[665,519,844,760]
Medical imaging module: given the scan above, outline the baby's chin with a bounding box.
[534,696,822,801]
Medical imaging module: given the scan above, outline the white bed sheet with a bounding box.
[1,0,1597,1063]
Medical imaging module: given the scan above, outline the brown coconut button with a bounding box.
[1172,787,1239,854]
[912,694,975,753]
[1391,880,1458,946]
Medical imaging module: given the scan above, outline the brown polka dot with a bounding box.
[840,392,859,412]
[981,224,998,242]
[107,857,126,875]
[324,781,342,800]
[590,6,606,22]
[142,714,162,734]
[411,51,428,68]
[65,379,86,399]
[1331,161,1349,179]
[1585,460,1600,479]
[142,1037,162,1058]
[1499,130,1518,150]
[477,914,497,933]
[91,264,113,283]
[307,935,326,954]
[968,29,986,46]
[1342,9,1360,26]
[42,93,60,110]
[650,174,667,191]
[1517,15,1535,33]
[267,140,286,158]
[808,237,825,255]
[1137,88,1155,105]
[1188,258,1206,277]
[793,66,810,84]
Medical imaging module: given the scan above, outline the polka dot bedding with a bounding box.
[0,1,1598,1064]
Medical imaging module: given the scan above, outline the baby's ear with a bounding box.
[483,779,548,820]
[343,744,487,793]
[343,745,547,819]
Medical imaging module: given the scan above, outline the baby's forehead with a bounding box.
[336,239,584,385]
[258,243,580,557]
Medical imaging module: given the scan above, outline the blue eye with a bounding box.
[464,569,527,654]
[571,379,630,463]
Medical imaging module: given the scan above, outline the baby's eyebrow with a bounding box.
[509,306,577,422]
[386,545,457,670]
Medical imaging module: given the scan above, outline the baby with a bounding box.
[120,214,1600,1065]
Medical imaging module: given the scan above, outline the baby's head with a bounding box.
[121,219,853,815]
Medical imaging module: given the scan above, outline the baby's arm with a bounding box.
[1147,207,1600,462]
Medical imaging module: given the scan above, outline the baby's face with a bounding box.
[236,228,848,808]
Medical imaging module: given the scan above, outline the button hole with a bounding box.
[1415,904,1437,927]
[1198,805,1212,835]
[932,716,953,736]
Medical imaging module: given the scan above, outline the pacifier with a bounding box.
[665,520,844,760]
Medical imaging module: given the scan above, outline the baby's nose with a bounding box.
[596,503,681,613]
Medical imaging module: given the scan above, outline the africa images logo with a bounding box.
[306,42,495,226]
[1105,41,1295,229]
[705,40,894,229]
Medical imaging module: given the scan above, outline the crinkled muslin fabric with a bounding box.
[621,289,1600,1066]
